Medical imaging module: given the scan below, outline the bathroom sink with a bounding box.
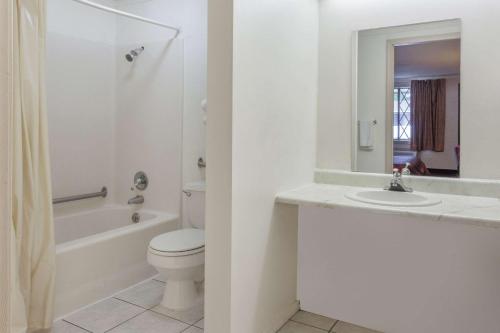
[345,190,441,207]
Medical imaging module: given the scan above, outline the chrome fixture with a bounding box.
[128,195,145,205]
[134,171,149,191]
[385,169,413,192]
[182,190,192,197]
[197,157,206,169]
[131,212,141,223]
[52,186,107,204]
[70,0,181,36]
[126,46,145,62]
[401,162,411,176]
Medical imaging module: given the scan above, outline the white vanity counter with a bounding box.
[277,183,500,229]
[281,172,500,333]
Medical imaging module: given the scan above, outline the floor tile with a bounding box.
[151,302,204,325]
[107,311,189,333]
[52,320,90,333]
[331,321,381,333]
[64,298,144,333]
[114,279,165,309]
[291,310,337,331]
[182,326,203,333]
[194,318,204,328]
[278,321,328,333]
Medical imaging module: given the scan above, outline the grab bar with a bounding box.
[52,187,108,204]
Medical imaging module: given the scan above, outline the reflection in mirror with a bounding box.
[354,20,461,177]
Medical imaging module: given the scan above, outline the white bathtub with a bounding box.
[54,205,179,318]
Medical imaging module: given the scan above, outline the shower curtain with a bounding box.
[10,0,55,332]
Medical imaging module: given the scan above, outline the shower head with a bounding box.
[125,46,145,62]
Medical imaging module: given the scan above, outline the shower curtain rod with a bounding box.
[70,0,181,36]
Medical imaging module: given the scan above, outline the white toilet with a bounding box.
[147,182,205,310]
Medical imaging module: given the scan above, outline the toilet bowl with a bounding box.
[147,181,206,310]
[147,228,205,310]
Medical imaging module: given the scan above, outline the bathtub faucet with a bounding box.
[128,195,144,205]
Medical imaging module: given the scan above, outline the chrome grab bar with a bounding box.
[52,187,108,204]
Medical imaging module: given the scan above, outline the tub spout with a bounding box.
[128,195,144,205]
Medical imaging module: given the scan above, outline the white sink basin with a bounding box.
[345,190,441,207]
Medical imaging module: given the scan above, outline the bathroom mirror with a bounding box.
[353,20,461,177]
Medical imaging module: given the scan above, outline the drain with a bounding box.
[132,212,140,223]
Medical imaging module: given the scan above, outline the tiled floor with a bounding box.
[278,310,382,333]
[53,278,204,333]
[53,278,378,333]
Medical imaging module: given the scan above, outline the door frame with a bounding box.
[385,32,461,173]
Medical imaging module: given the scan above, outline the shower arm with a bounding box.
[70,0,181,37]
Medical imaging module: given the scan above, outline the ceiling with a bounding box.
[395,39,461,79]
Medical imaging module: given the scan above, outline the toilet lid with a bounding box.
[149,228,205,253]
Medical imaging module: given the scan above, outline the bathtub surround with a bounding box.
[114,0,208,187]
[113,38,183,213]
[46,0,118,202]
[317,0,500,180]
[10,0,56,331]
[47,0,207,214]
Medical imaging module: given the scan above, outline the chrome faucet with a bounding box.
[385,168,413,192]
[128,195,144,205]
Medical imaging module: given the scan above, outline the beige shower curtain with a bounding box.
[10,0,56,332]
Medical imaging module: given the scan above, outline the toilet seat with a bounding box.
[149,228,205,257]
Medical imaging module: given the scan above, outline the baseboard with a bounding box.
[262,300,300,333]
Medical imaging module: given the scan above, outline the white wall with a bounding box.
[317,0,500,179]
[206,0,318,331]
[46,0,117,201]
[205,0,233,330]
[231,0,318,332]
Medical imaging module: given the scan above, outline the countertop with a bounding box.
[276,183,500,229]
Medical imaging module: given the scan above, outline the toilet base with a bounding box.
[161,280,203,310]
[147,247,205,311]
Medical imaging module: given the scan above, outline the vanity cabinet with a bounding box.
[297,205,500,333]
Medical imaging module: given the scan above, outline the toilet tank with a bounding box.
[182,181,205,229]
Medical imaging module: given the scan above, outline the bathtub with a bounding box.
[54,205,179,318]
